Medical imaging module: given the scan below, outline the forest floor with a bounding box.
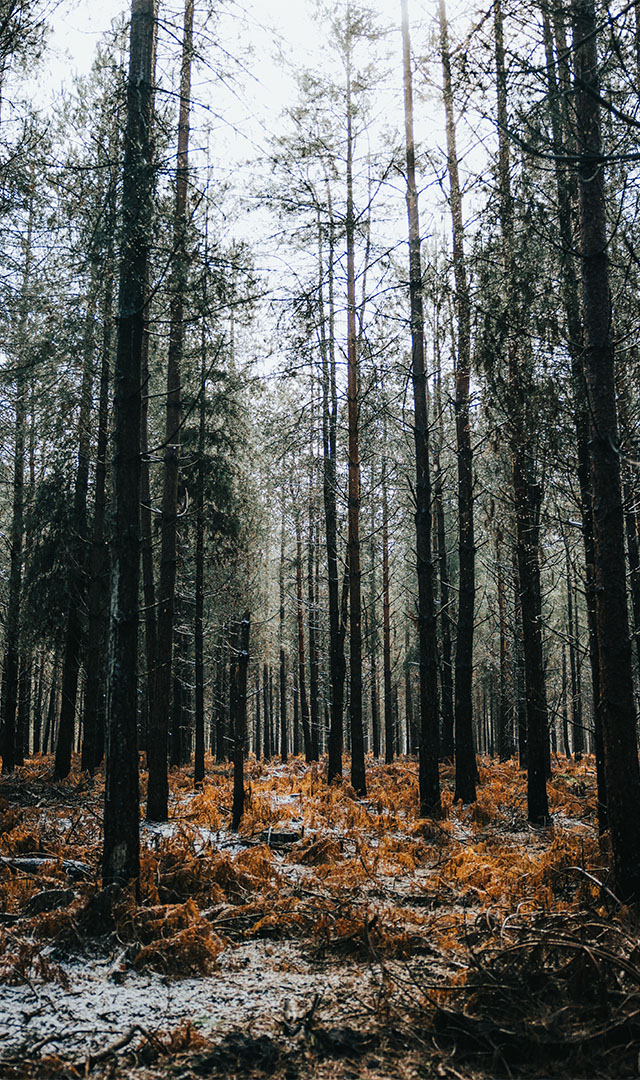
[0,754,638,1079]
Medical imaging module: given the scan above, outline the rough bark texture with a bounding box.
[231,615,250,831]
[345,45,366,796]
[382,452,394,765]
[439,0,477,804]
[573,0,640,901]
[0,181,34,774]
[295,527,314,762]
[194,357,206,785]
[401,0,441,817]
[82,253,113,773]
[55,297,96,779]
[319,209,347,782]
[147,0,193,821]
[103,0,156,888]
[542,0,606,829]
[494,0,549,824]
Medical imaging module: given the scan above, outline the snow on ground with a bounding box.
[1,939,374,1059]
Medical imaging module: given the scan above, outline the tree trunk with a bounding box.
[231,614,250,831]
[82,245,114,773]
[319,205,347,783]
[279,491,288,762]
[1,178,34,774]
[103,0,156,888]
[573,0,640,900]
[295,525,313,762]
[439,0,477,804]
[542,0,607,829]
[494,0,549,824]
[55,294,96,779]
[433,355,454,760]
[401,0,441,817]
[382,451,393,765]
[194,355,206,785]
[147,0,193,821]
[345,50,366,797]
[308,499,320,760]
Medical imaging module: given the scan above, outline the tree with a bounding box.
[103,0,157,889]
[438,0,477,804]
[401,0,441,817]
[572,0,640,901]
[147,0,194,822]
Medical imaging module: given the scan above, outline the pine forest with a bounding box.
[1,0,640,1076]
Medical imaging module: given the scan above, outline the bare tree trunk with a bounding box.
[194,354,206,785]
[566,547,583,758]
[147,0,193,821]
[319,205,347,783]
[103,0,156,888]
[542,0,606,830]
[382,450,393,765]
[55,294,96,779]
[368,486,381,758]
[573,0,640,900]
[231,615,250,831]
[1,179,34,774]
[433,353,454,760]
[494,0,549,824]
[82,247,114,773]
[439,0,477,804]
[401,0,441,816]
[308,498,320,760]
[345,50,366,796]
[295,524,314,762]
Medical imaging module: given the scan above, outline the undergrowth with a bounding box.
[0,752,630,1077]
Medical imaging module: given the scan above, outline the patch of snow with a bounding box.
[0,942,375,1059]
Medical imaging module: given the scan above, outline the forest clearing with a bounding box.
[0,752,634,1080]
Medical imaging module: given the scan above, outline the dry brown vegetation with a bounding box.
[0,753,637,1079]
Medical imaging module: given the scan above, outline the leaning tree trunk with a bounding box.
[103,0,157,888]
[147,0,194,821]
[573,0,640,901]
[401,0,441,817]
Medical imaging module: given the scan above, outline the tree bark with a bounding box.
[55,294,96,779]
[231,614,250,831]
[103,0,156,888]
[494,0,549,824]
[573,0,640,900]
[295,524,314,762]
[382,449,393,764]
[194,352,206,785]
[401,0,441,816]
[1,178,34,774]
[438,0,477,804]
[345,43,366,796]
[147,0,194,821]
[542,0,606,829]
[82,245,114,773]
